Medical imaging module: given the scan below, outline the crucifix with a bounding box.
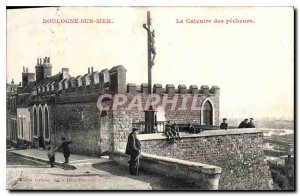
[143,11,156,94]
[143,11,157,133]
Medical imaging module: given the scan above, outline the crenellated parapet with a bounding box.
[126,83,220,96]
[26,57,219,105]
[33,64,126,99]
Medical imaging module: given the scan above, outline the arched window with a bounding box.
[45,107,49,139]
[39,107,43,137]
[203,101,213,126]
[33,108,38,136]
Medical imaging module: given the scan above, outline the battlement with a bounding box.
[33,64,125,99]
[22,57,219,105]
[127,83,220,96]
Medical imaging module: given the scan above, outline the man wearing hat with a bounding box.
[246,118,256,128]
[238,119,248,128]
[220,118,228,130]
[125,127,141,175]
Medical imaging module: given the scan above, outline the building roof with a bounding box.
[19,81,36,94]
[35,73,62,87]
[19,73,63,94]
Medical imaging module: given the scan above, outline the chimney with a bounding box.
[37,58,39,65]
[62,68,70,79]
[11,79,14,84]
[36,56,52,82]
[28,73,35,82]
[88,67,90,74]
[26,67,28,72]
[23,66,25,72]
[91,66,94,73]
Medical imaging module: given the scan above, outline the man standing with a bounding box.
[238,119,249,128]
[57,137,72,164]
[220,118,228,130]
[125,128,141,175]
[246,118,256,128]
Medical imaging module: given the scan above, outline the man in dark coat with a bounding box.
[246,118,256,128]
[220,118,228,130]
[57,137,72,164]
[125,128,141,175]
[238,119,248,128]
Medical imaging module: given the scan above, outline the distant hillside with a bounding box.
[225,117,294,130]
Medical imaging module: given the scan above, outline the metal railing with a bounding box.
[132,121,226,134]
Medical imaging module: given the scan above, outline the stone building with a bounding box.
[6,56,273,190]
[7,56,220,153]
[6,79,18,145]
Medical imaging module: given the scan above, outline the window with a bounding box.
[17,117,20,136]
[33,108,38,136]
[21,117,25,138]
[39,107,43,137]
[45,107,49,139]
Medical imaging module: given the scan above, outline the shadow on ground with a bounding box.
[92,161,201,190]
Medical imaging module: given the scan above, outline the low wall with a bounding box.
[137,129,273,190]
[112,149,222,190]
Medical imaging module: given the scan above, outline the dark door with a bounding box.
[203,101,213,125]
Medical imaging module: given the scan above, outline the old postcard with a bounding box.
[6,6,294,190]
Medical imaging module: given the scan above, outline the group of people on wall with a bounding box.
[219,118,256,130]
[125,117,257,176]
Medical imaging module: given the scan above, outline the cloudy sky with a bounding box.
[7,7,294,119]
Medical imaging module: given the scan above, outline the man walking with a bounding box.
[125,128,141,175]
[57,137,72,164]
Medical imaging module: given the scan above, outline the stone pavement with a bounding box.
[8,148,109,168]
[7,149,199,190]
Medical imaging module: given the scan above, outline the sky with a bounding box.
[6,7,294,119]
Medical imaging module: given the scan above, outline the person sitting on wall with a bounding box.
[187,123,196,134]
[56,137,73,164]
[125,128,141,175]
[246,118,256,128]
[164,121,175,140]
[238,119,248,128]
[171,122,181,140]
[220,118,228,130]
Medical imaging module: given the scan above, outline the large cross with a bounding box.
[143,11,156,94]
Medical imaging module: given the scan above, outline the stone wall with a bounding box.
[50,102,101,157]
[113,149,222,190]
[102,92,219,151]
[137,129,273,190]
